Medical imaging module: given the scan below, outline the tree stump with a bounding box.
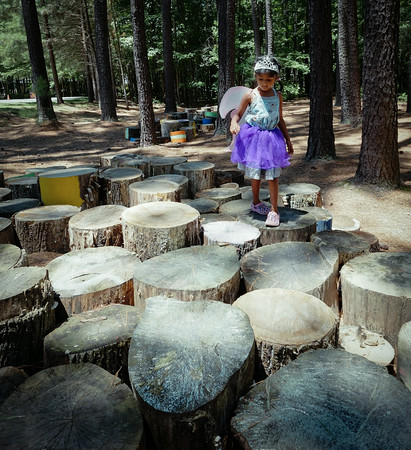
[160,119,181,137]
[215,169,244,187]
[149,156,187,176]
[133,245,241,311]
[68,204,126,250]
[220,182,239,189]
[0,171,4,187]
[0,218,15,245]
[0,267,55,367]
[148,174,190,199]
[173,161,215,198]
[398,321,411,391]
[122,202,200,261]
[231,348,411,449]
[44,304,142,385]
[0,363,144,449]
[203,221,260,259]
[241,242,339,313]
[0,198,41,218]
[99,167,143,206]
[181,126,195,141]
[233,288,338,377]
[0,367,28,405]
[25,166,66,176]
[39,168,99,208]
[332,214,361,231]
[297,206,333,231]
[239,187,270,202]
[5,177,41,200]
[0,243,27,270]
[14,205,80,254]
[311,230,370,268]
[28,251,62,267]
[279,182,322,207]
[128,296,255,450]
[339,325,395,368]
[196,187,242,205]
[0,188,12,201]
[352,230,380,252]
[46,247,141,316]
[129,179,181,205]
[340,252,411,347]
[181,197,220,214]
[111,154,150,178]
[200,213,237,227]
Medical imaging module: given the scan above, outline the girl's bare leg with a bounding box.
[251,179,262,205]
[268,178,279,213]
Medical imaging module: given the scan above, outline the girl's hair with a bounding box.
[254,55,281,76]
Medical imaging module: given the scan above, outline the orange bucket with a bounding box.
[170,130,186,143]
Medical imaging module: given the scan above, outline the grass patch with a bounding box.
[0,103,38,119]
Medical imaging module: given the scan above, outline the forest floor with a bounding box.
[0,98,410,252]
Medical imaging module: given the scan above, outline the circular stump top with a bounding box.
[200,214,237,226]
[0,217,12,232]
[202,221,260,245]
[279,182,321,196]
[100,167,143,180]
[0,198,41,218]
[149,156,187,166]
[0,244,25,271]
[0,188,12,201]
[38,167,97,179]
[233,288,337,345]
[147,174,189,187]
[46,246,141,298]
[181,198,219,214]
[15,204,80,222]
[332,214,361,231]
[240,187,270,201]
[129,179,180,194]
[0,363,144,449]
[173,161,215,172]
[69,204,127,230]
[196,188,241,205]
[128,296,254,413]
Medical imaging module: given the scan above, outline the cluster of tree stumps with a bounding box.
[1,154,411,448]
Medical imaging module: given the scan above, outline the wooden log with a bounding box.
[332,214,361,231]
[0,367,28,405]
[99,167,143,206]
[239,187,270,202]
[111,154,150,178]
[215,170,244,187]
[297,206,333,231]
[203,221,260,259]
[0,170,4,187]
[181,197,219,214]
[25,166,66,175]
[0,218,15,245]
[0,243,27,270]
[339,325,395,368]
[279,182,322,207]
[352,230,380,252]
[133,245,241,311]
[340,252,411,347]
[0,198,41,218]
[5,176,41,200]
[0,267,55,367]
[241,242,340,313]
[68,204,126,250]
[46,246,141,316]
[233,288,338,376]
[181,126,195,141]
[0,188,11,201]
[44,304,142,385]
[129,179,181,205]
[220,182,239,189]
[398,321,411,391]
[231,348,411,449]
[200,213,237,227]
[148,174,190,199]
[311,230,370,268]
[173,161,215,198]
[28,251,62,267]
[196,187,242,205]
[160,119,181,137]
[0,363,144,449]
[122,202,200,261]
[14,205,80,254]
[128,296,255,450]
[149,156,187,176]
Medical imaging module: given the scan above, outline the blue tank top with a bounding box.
[245,88,280,131]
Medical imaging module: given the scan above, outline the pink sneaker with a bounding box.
[250,202,271,216]
[265,211,280,227]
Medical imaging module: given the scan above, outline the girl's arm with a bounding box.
[230,91,252,135]
[277,92,294,155]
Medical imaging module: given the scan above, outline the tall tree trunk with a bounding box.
[161,0,177,113]
[21,0,57,126]
[337,0,362,127]
[130,0,157,146]
[265,0,273,55]
[407,48,411,114]
[251,0,262,57]
[306,0,335,160]
[355,0,400,186]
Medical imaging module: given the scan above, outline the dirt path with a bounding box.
[0,99,410,252]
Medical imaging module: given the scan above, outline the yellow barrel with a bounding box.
[170,130,187,143]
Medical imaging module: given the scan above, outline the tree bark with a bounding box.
[161,0,177,112]
[251,0,262,57]
[265,0,273,55]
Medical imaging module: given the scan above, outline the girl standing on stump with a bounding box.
[230,56,294,227]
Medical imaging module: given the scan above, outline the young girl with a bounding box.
[230,55,294,227]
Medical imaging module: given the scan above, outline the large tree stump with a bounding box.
[122,202,200,261]
[239,187,270,202]
[352,230,380,252]
[215,169,244,187]
[0,188,11,201]
[398,321,411,391]
[133,245,241,311]
[233,288,338,377]
[148,174,190,199]
[46,247,141,316]
[340,252,411,347]
[0,243,27,270]
[129,179,181,205]
[0,218,15,245]
[231,348,411,449]
[173,161,215,198]
[149,156,187,176]
[0,363,144,449]
[111,154,151,178]
[14,205,80,254]
[68,204,126,250]
[99,167,143,206]
[0,367,28,405]
[128,296,255,450]
[28,251,62,267]
[196,187,242,205]
[297,206,333,231]
[160,119,181,137]
[241,242,339,313]
[203,221,260,259]
[5,176,41,200]
[0,198,40,218]
[25,166,66,176]
[279,182,322,207]
[44,304,142,385]
[182,197,220,214]
[0,267,55,367]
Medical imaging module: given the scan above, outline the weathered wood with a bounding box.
[0,367,28,405]
[133,245,241,311]
[69,204,126,250]
[160,119,181,137]
[149,156,187,176]
[340,252,411,347]
[0,198,41,218]
[332,214,361,231]
[0,218,15,245]
[0,243,27,270]
[122,202,200,261]
[279,182,322,207]
[46,247,141,316]
[181,126,195,141]
[239,187,270,202]
[398,321,411,391]
[241,242,339,313]
[27,251,62,267]
[196,187,242,205]
[128,296,255,450]
[200,213,237,227]
[297,206,333,231]
[148,174,190,199]
[14,205,80,254]
[99,167,143,206]
[25,166,66,175]
[0,267,55,367]
[233,288,338,376]
[0,363,144,449]
[203,221,260,259]
[111,154,151,177]
[181,197,220,214]
[129,179,181,205]
[44,304,142,385]
[220,182,239,189]
[215,170,244,187]
[231,348,411,449]
[0,188,12,201]
[5,176,41,200]
[173,161,215,198]
[352,230,380,252]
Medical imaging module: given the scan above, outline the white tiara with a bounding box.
[254,58,279,73]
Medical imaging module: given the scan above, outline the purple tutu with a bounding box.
[231,124,291,170]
